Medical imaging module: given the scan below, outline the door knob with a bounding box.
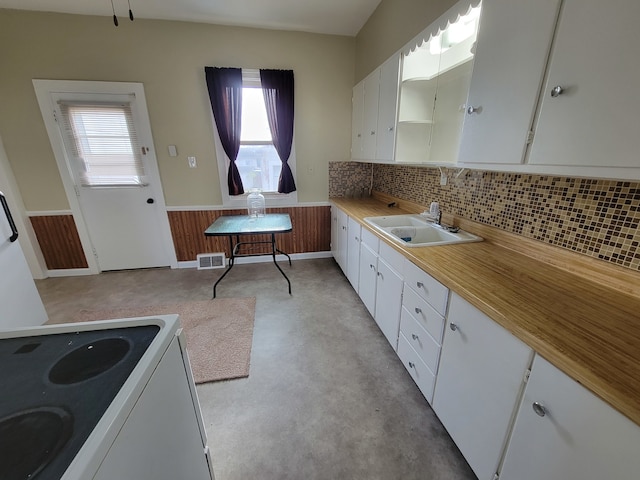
[146,198,155,204]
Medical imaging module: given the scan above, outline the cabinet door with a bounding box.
[332,207,348,274]
[500,355,640,480]
[458,0,561,165]
[362,70,380,159]
[528,0,640,169]
[376,54,400,162]
[346,217,361,291]
[351,82,364,159]
[358,242,377,317]
[433,292,533,480]
[374,257,403,350]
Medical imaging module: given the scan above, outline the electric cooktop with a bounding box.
[0,325,159,480]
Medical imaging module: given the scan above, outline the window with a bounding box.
[206,67,297,206]
[58,101,145,187]
[235,74,282,192]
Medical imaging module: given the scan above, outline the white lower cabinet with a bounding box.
[433,292,533,480]
[397,260,448,403]
[358,230,379,317]
[499,355,640,480]
[357,229,404,350]
[397,333,436,403]
[346,217,361,291]
[373,242,404,349]
[331,206,348,274]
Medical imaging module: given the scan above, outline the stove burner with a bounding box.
[48,337,131,385]
[0,406,73,480]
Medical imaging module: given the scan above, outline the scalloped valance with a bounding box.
[401,0,482,56]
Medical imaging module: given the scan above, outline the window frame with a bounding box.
[212,68,298,208]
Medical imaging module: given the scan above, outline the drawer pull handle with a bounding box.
[416,281,424,288]
[414,307,422,315]
[449,323,458,332]
[411,334,419,341]
[408,362,415,369]
[532,402,547,417]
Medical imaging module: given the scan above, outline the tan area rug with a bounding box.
[74,298,257,384]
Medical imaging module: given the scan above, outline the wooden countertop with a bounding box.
[331,195,640,427]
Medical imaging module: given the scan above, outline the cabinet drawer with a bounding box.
[361,227,379,252]
[403,260,449,316]
[397,333,436,404]
[401,286,445,344]
[400,307,441,373]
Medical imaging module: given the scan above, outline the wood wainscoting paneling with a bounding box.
[168,206,331,262]
[30,215,88,269]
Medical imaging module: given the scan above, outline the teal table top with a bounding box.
[204,214,292,236]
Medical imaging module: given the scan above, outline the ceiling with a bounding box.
[0,0,382,36]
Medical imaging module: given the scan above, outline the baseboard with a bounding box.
[47,268,95,277]
[176,251,333,269]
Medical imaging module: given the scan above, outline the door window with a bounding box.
[58,101,146,187]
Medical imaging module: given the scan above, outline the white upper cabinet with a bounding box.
[396,2,480,165]
[375,54,401,162]
[527,0,640,174]
[362,70,380,160]
[458,0,561,166]
[351,82,364,159]
[351,55,400,163]
[460,0,640,179]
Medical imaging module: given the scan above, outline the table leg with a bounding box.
[271,233,292,295]
[212,235,236,298]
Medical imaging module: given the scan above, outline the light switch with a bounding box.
[168,145,178,157]
[188,156,197,168]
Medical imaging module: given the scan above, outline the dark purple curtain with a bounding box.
[259,69,296,194]
[205,67,244,195]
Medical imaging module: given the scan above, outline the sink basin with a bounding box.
[364,215,482,247]
[361,214,429,228]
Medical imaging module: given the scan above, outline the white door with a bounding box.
[34,81,176,272]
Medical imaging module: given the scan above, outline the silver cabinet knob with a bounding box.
[369,264,375,270]
[416,281,424,288]
[532,402,547,417]
[414,307,422,314]
[411,334,419,341]
[387,126,394,132]
[467,105,479,114]
[449,323,458,331]
[357,133,362,138]
[408,362,415,369]
[370,131,376,135]
[550,85,564,97]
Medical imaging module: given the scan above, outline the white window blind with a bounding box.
[58,101,147,186]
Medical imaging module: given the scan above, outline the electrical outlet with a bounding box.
[440,171,448,186]
[188,156,197,168]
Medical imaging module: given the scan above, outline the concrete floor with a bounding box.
[37,258,475,480]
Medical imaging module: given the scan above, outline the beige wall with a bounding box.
[354,0,457,82]
[0,9,355,210]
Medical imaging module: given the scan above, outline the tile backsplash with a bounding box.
[329,161,640,272]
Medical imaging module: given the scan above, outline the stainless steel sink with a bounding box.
[363,214,482,247]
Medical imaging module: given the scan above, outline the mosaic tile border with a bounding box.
[329,161,640,272]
